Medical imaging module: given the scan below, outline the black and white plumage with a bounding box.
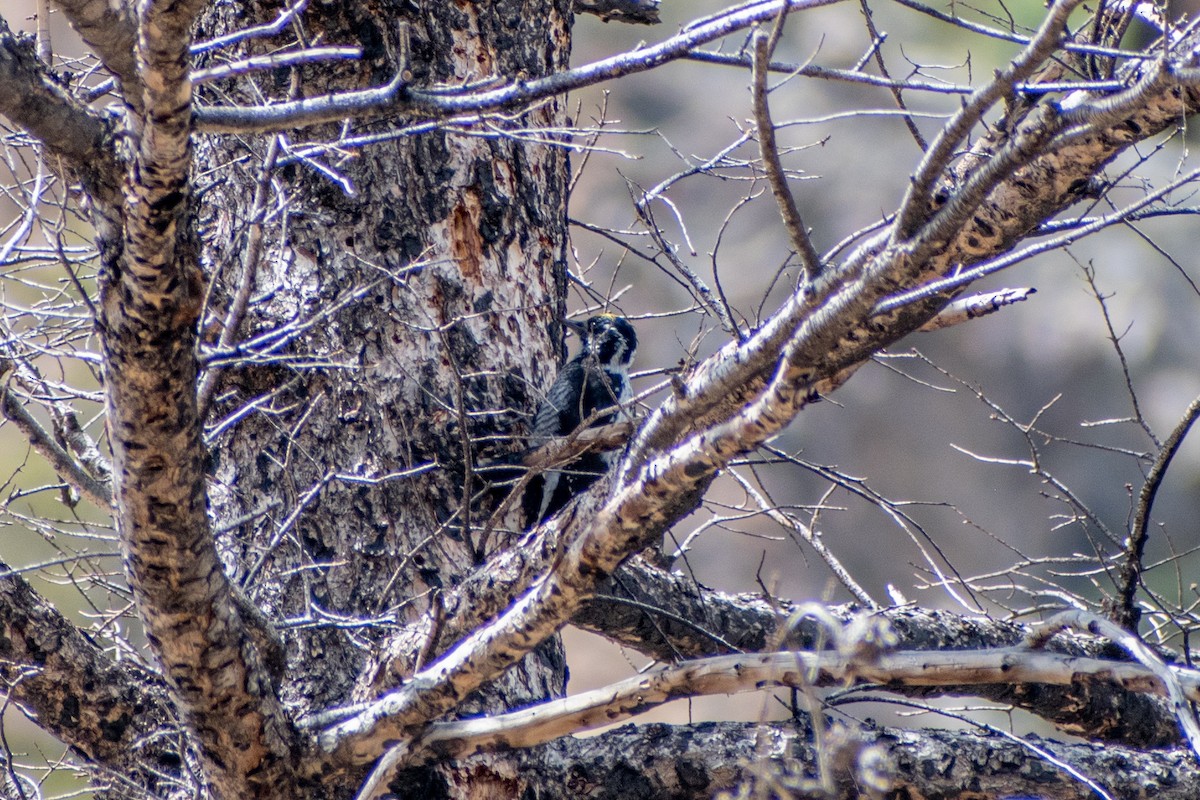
[523,314,638,526]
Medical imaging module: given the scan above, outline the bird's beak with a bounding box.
[563,319,587,336]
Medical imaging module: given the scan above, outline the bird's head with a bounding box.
[566,314,638,370]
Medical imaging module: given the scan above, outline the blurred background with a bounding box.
[4,0,1200,791]
[563,0,1200,735]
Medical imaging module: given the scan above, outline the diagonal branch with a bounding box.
[0,16,120,198]
[628,30,1200,468]
[0,559,187,795]
[0,376,112,508]
[49,0,142,110]
[751,24,823,282]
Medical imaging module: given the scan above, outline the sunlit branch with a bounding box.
[356,643,1200,797]
[891,0,1086,241]
[195,0,848,134]
[191,46,362,84]
[916,287,1035,331]
[874,168,1200,314]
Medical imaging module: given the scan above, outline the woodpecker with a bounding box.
[523,314,638,526]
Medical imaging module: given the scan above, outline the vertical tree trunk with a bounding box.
[195,0,573,724]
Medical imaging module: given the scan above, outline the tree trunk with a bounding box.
[194,0,573,777]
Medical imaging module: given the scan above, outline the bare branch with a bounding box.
[523,420,634,469]
[191,0,309,54]
[1116,396,1200,630]
[751,26,823,282]
[856,0,927,149]
[195,0,848,134]
[726,468,876,606]
[574,561,1182,746]
[191,46,362,84]
[875,169,1200,314]
[634,200,744,337]
[0,374,111,508]
[196,67,409,133]
[361,644,1200,781]
[892,0,1145,60]
[0,559,185,795]
[0,17,119,193]
[573,0,661,24]
[686,48,1127,96]
[196,136,281,415]
[916,287,1036,331]
[891,0,1085,241]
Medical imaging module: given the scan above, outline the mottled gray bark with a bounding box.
[446,721,1200,800]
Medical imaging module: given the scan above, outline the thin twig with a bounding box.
[856,0,927,149]
[1082,263,1158,446]
[635,199,742,337]
[192,47,362,84]
[191,0,310,54]
[728,468,876,607]
[685,49,1127,96]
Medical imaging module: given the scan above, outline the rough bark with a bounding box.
[0,16,120,199]
[95,0,300,794]
[388,720,1200,800]
[192,0,575,760]
[0,562,185,793]
[51,0,142,111]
